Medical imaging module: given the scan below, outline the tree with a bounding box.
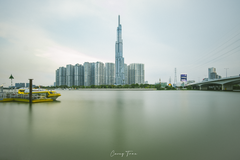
[155,84,161,90]
[186,86,192,90]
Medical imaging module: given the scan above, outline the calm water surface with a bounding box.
[0,90,240,160]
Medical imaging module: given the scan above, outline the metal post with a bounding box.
[224,68,229,78]
[29,79,33,103]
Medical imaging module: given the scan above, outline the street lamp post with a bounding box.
[224,68,229,78]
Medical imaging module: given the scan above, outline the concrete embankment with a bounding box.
[73,88,157,91]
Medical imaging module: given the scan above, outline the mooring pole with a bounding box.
[29,79,33,104]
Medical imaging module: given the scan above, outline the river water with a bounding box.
[0,90,240,160]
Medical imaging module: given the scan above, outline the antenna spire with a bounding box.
[118,15,120,25]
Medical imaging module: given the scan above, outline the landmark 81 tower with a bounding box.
[115,15,125,85]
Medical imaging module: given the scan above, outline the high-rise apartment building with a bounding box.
[94,62,104,85]
[128,63,145,84]
[105,63,115,85]
[115,15,125,85]
[84,62,92,86]
[208,67,216,80]
[59,67,66,86]
[208,67,221,80]
[56,69,59,86]
[74,64,84,86]
[124,64,128,84]
[66,64,74,87]
[91,63,95,85]
[84,62,96,86]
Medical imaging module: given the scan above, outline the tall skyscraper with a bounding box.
[115,15,125,85]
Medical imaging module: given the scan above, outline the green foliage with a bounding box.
[53,83,173,89]
[155,84,161,90]
[186,86,192,90]
[233,85,240,89]
[165,86,176,90]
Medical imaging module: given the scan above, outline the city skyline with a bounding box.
[0,0,240,86]
[55,61,145,87]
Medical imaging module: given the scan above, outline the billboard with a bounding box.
[180,74,187,82]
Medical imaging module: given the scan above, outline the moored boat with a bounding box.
[0,92,53,103]
[18,88,61,100]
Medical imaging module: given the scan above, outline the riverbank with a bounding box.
[64,88,157,91]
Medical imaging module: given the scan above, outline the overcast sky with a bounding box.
[0,0,240,86]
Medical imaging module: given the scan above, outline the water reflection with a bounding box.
[0,91,240,160]
[112,92,125,150]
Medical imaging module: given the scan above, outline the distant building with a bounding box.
[15,83,25,88]
[208,67,221,80]
[91,63,95,85]
[105,63,115,85]
[94,61,104,85]
[128,63,145,84]
[115,15,125,85]
[84,62,96,86]
[59,67,66,86]
[161,82,168,88]
[74,64,84,86]
[202,78,208,82]
[56,69,59,86]
[66,64,74,87]
[124,64,128,85]
[187,80,195,84]
[26,83,35,88]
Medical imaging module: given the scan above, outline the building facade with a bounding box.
[105,63,115,85]
[84,62,92,86]
[208,67,221,80]
[74,64,84,86]
[128,63,145,84]
[66,64,74,87]
[115,15,125,85]
[55,69,59,86]
[83,62,96,86]
[94,61,104,85]
[124,64,128,84]
[59,67,66,86]
[15,83,25,88]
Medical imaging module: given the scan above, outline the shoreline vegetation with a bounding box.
[6,84,240,91]
[43,84,240,91]
[44,84,180,90]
